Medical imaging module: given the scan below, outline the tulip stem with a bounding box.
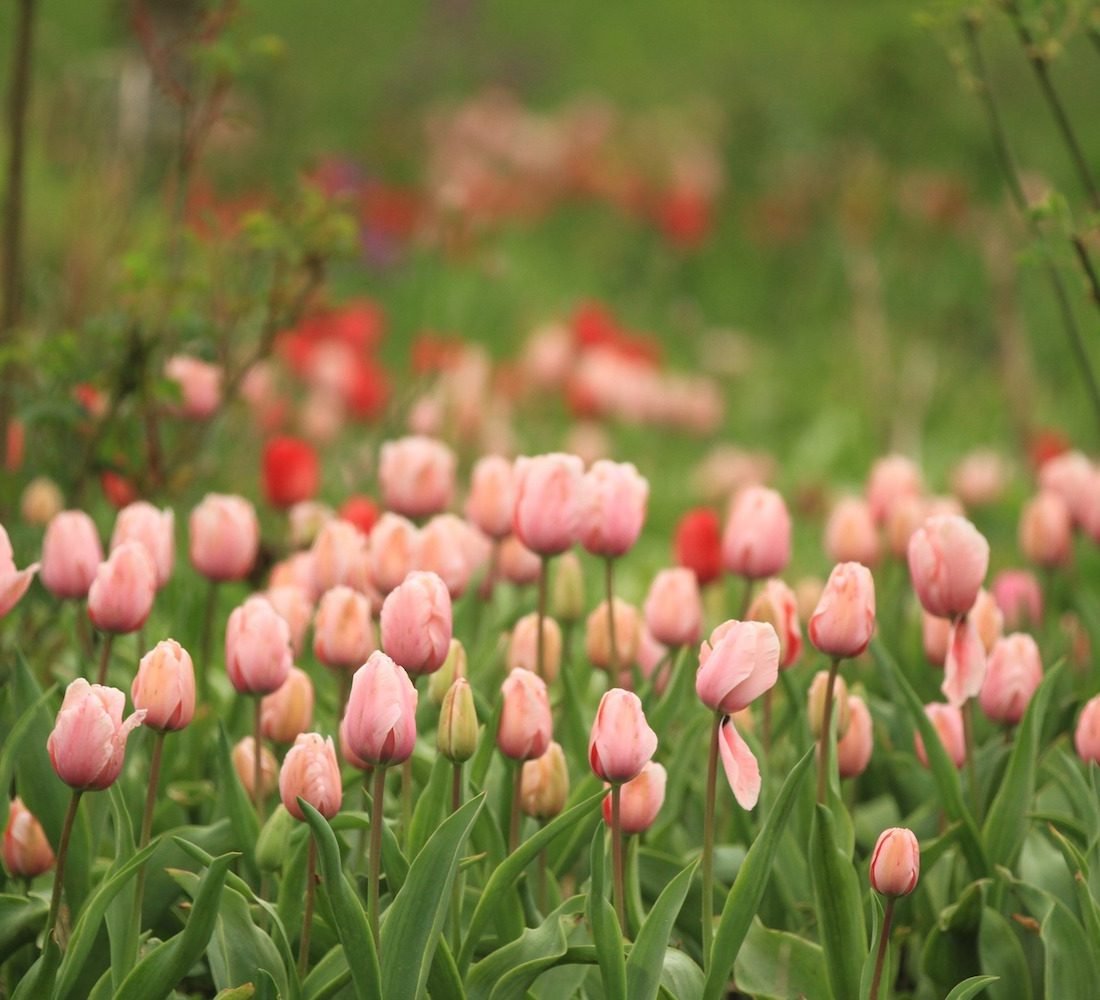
[611,783,626,932]
[131,730,166,956]
[536,556,548,681]
[605,557,619,675]
[962,698,979,819]
[509,761,524,853]
[368,765,386,949]
[451,761,464,951]
[253,697,265,820]
[816,657,841,804]
[869,896,896,1000]
[95,632,114,685]
[44,789,82,946]
[198,579,218,704]
[738,576,754,619]
[299,837,316,977]
[701,712,721,967]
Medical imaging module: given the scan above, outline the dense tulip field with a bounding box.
[4,2,1100,999]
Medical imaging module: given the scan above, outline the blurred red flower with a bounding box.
[674,507,723,586]
[263,436,320,508]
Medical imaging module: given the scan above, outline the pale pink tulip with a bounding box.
[696,620,780,713]
[47,679,146,789]
[0,523,38,617]
[578,460,649,557]
[870,827,920,896]
[602,760,666,833]
[260,667,315,744]
[498,669,553,761]
[721,486,791,580]
[588,688,658,783]
[643,568,702,649]
[824,497,880,566]
[165,354,222,418]
[1019,492,1072,568]
[2,797,54,877]
[908,515,989,619]
[41,510,102,599]
[866,454,922,524]
[189,494,259,583]
[838,695,873,779]
[130,639,195,732]
[225,596,294,695]
[512,453,584,556]
[979,633,1042,725]
[311,519,369,597]
[343,651,418,766]
[914,703,966,769]
[746,578,802,669]
[466,455,516,540]
[87,542,157,634]
[808,562,876,659]
[380,571,452,675]
[110,502,174,588]
[279,733,342,820]
[313,585,375,670]
[379,435,456,518]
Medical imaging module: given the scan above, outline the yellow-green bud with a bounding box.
[429,638,468,705]
[550,552,585,624]
[438,677,479,762]
[808,669,850,740]
[519,741,569,819]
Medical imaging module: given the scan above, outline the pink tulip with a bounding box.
[914,703,966,769]
[808,670,851,738]
[942,617,986,707]
[696,620,780,714]
[824,497,880,567]
[342,651,418,766]
[269,551,315,593]
[130,639,195,732]
[232,737,278,799]
[287,501,334,549]
[2,797,54,877]
[602,761,666,833]
[225,596,294,695]
[381,570,452,675]
[47,679,146,789]
[41,510,102,599]
[838,695,873,779]
[265,584,313,656]
[1019,492,1072,569]
[885,495,928,560]
[466,455,516,540]
[498,669,553,761]
[512,453,584,556]
[588,688,658,783]
[1075,695,1100,763]
[1079,467,1100,544]
[367,513,421,595]
[721,487,791,580]
[869,827,920,897]
[379,435,456,518]
[718,717,762,809]
[260,667,315,744]
[520,741,569,819]
[1038,450,1092,525]
[586,598,641,671]
[643,568,702,648]
[578,460,649,557]
[971,588,1004,654]
[279,732,342,820]
[866,454,922,524]
[808,562,876,659]
[922,612,951,667]
[991,570,1043,630]
[0,523,38,617]
[907,515,989,619]
[417,515,477,598]
[950,449,1009,508]
[87,542,157,634]
[313,585,375,670]
[189,494,259,583]
[498,534,542,585]
[507,612,562,683]
[746,578,802,669]
[311,519,369,597]
[110,501,174,588]
[165,354,222,419]
[979,633,1042,725]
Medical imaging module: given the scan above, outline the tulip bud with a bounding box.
[20,477,63,526]
[979,634,1042,725]
[578,460,649,558]
[991,570,1043,630]
[674,507,722,586]
[602,760,666,833]
[498,669,553,761]
[721,487,791,580]
[869,827,920,897]
[87,542,157,634]
[366,513,420,595]
[47,679,146,790]
[189,494,259,583]
[824,496,881,567]
[379,435,456,519]
[0,523,38,618]
[438,677,479,763]
[808,670,851,739]
[512,453,584,556]
[809,562,876,659]
[343,651,418,766]
[866,454,922,525]
[2,797,55,877]
[225,596,294,695]
[111,501,175,589]
[270,551,315,593]
[643,568,702,649]
[746,578,802,669]
[1075,694,1100,763]
[279,733,342,820]
[311,519,369,597]
[428,639,467,704]
[261,667,315,744]
[1019,492,1072,569]
[585,598,641,671]
[914,703,966,769]
[131,639,195,732]
[381,571,453,675]
[588,688,658,783]
[520,741,569,819]
[907,515,989,618]
[233,736,279,800]
[696,620,780,714]
[508,613,563,683]
[550,551,585,622]
[41,510,103,599]
[1038,450,1092,525]
[466,454,516,540]
[885,495,927,560]
[498,534,542,586]
[838,695,873,779]
[313,585,375,671]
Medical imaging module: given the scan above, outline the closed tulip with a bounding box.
[265,584,313,657]
[508,612,563,683]
[838,695,873,779]
[313,585,375,670]
[991,570,1043,630]
[47,679,146,790]
[643,568,702,648]
[466,455,516,540]
[586,598,641,671]
[696,620,780,714]
[549,551,585,622]
[866,454,922,524]
[520,741,569,819]
[809,562,876,659]
[165,354,222,419]
[721,487,791,580]
[279,733,342,820]
[942,617,987,707]
[131,639,195,732]
[512,453,584,556]
[746,578,802,669]
[1018,492,1072,568]
[232,737,279,800]
[311,518,369,596]
[41,510,103,599]
[225,596,294,695]
[907,515,988,618]
[379,435,456,518]
[674,507,722,585]
[110,501,174,588]
[0,523,38,618]
[498,534,542,585]
[824,496,880,566]
[381,570,452,675]
[418,515,477,598]
[428,638,467,704]
[343,651,418,766]
[367,513,420,595]
[1038,450,1092,525]
[19,477,63,526]
[438,677,479,763]
[578,460,649,557]
[602,760,666,833]
[979,634,1042,725]
[189,494,259,583]
[87,542,157,634]
[588,688,658,783]
[2,797,54,878]
[1074,694,1100,764]
[809,670,851,739]
[869,827,920,897]
[970,588,1004,654]
[261,667,315,744]
[914,703,966,769]
[498,669,553,761]
[262,436,320,509]
[922,612,951,667]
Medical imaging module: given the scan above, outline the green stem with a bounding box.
[611,783,626,932]
[44,789,82,946]
[509,761,524,853]
[368,765,386,949]
[701,712,721,967]
[816,657,841,804]
[450,761,463,951]
[299,837,316,977]
[198,579,218,705]
[253,697,265,820]
[95,632,114,686]
[738,576,754,619]
[869,896,896,1000]
[605,557,619,675]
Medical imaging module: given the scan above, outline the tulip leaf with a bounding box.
[204,881,290,1000]
[735,917,827,1000]
[587,825,627,1000]
[982,664,1061,869]
[113,851,235,1000]
[702,746,813,1000]
[11,937,61,1000]
[302,944,351,1000]
[0,673,57,837]
[425,935,466,1000]
[810,802,866,1000]
[0,893,47,961]
[978,905,1033,1000]
[872,638,988,876]
[380,792,484,1000]
[469,697,504,791]
[944,975,1001,1000]
[105,782,139,992]
[859,892,885,1000]
[659,947,705,999]
[216,723,260,871]
[407,752,451,858]
[626,859,697,1000]
[457,789,605,973]
[299,800,382,1000]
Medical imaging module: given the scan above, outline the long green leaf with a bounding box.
[810,802,866,1000]
[587,825,627,1000]
[626,860,697,1000]
[380,793,485,1000]
[702,746,813,1000]
[302,945,351,1000]
[944,975,1000,1000]
[0,894,47,960]
[105,783,139,992]
[407,753,451,858]
[978,905,1032,1000]
[735,917,827,1000]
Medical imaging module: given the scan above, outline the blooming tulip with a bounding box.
[466,455,516,540]
[47,679,146,790]
[498,669,553,761]
[578,460,649,557]
[602,760,666,833]
[2,797,54,877]
[380,570,452,675]
[520,741,569,819]
[110,502,174,588]
[131,639,195,732]
[809,562,876,659]
[588,688,657,783]
[512,453,584,556]
[379,435,456,518]
[225,596,294,695]
[869,827,920,897]
[87,542,157,634]
[746,578,802,669]
[914,703,966,769]
[279,733,342,820]
[189,494,259,582]
[41,510,102,599]
[696,620,780,714]
[508,612,562,683]
[261,667,315,744]
[721,487,791,580]
[643,568,702,649]
[313,585,375,670]
[907,515,988,619]
[343,651,418,766]
[838,695,873,779]
[979,634,1042,725]
[0,523,38,617]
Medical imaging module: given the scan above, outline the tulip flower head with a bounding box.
[313,585,376,671]
[870,827,920,897]
[87,541,157,634]
[225,596,294,695]
[189,494,260,583]
[1075,694,1100,764]
[721,487,791,580]
[520,741,570,819]
[588,688,658,783]
[110,501,174,588]
[279,733,342,820]
[979,634,1043,725]
[746,578,802,669]
[343,651,419,766]
[131,639,196,732]
[578,459,649,557]
[512,453,584,556]
[907,515,989,619]
[808,562,876,660]
[260,667,315,744]
[498,669,553,761]
[602,760,666,833]
[41,510,103,600]
[696,620,780,714]
[2,797,55,878]
[838,695,873,779]
[0,523,38,618]
[47,679,146,790]
[644,568,702,649]
[378,435,456,518]
[381,570,453,675]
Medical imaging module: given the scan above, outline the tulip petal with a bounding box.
[718,718,761,810]
[0,563,38,618]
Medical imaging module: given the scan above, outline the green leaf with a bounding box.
[12,938,61,1000]
[735,917,827,1000]
[469,698,504,791]
[982,665,1061,868]
[859,893,885,1000]
[626,860,697,1000]
[380,793,485,1000]
[407,753,451,859]
[659,947,705,1000]
[105,783,139,992]
[587,825,627,1000]
[0,893,47,960]
[458,789,605,973]
[944,975,1000,1000]
[299,800,382,1000]
[978,905,1032,1000]
[114,851,235,1000]
[703,747,813,1000]
[425,936,466,1000]
[205,882,291,1000]
[302,945,351,1000]
[810,802,866,1000]
[216,724,260,870]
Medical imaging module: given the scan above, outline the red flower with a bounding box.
[572,301,620,349]
[338,495,380,536]
[674,507,722,586]
[101,471,138,509]
[1028,427,1070,472]
[263,436,319,508]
